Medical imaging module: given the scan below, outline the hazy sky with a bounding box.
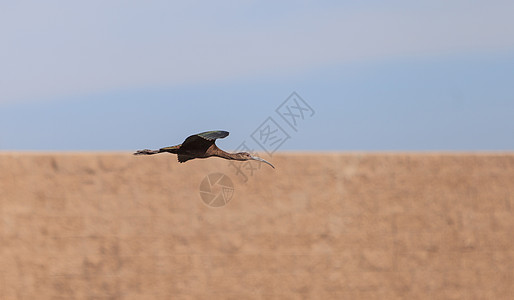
[1,1,513,151]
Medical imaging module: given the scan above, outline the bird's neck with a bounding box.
[213,148,244,161]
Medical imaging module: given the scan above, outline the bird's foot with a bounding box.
[133,149,159,155]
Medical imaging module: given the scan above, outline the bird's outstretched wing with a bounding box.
[176,130,229,162]
[195,130,230,141]
[180,130,229,150]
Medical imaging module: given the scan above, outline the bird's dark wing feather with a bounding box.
[196,130,229,141]
[180,130,229,152]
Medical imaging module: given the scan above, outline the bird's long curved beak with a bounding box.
[251,156,275,169]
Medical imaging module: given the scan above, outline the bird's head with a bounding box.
[237,152,275,169]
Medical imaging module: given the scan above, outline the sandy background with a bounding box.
[1,152,513,299]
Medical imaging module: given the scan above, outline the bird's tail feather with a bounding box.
[133,149,160,155]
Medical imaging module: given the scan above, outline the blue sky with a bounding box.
[1,1,513,151]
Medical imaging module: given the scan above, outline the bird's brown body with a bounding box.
[134,130,274,168]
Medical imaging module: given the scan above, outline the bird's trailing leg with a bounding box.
[134,149,160,155]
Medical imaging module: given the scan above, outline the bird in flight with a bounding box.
[134,130,275,168]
